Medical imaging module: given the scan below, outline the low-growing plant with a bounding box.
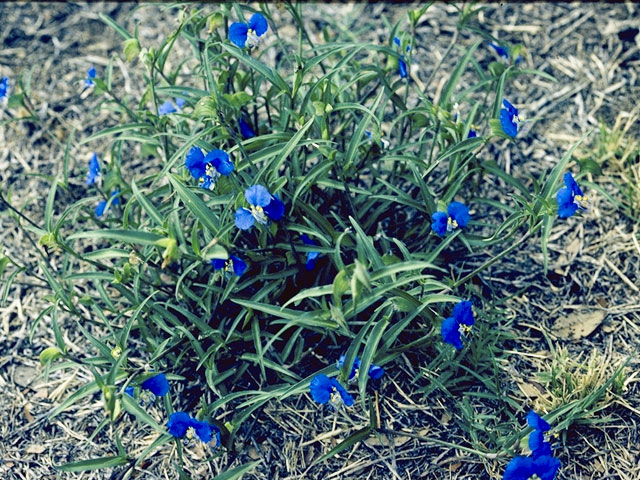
[0,3,620,479]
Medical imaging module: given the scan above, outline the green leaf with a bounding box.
[169,174,221,235]
[211,461,261,480]
[311,426,372,466]
[438,39,481,109]
[40,346,63,365]
[68,229,164,245]
[121,394,166,434]
[57,455,128,472]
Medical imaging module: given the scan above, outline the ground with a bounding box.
[1,2,639,479]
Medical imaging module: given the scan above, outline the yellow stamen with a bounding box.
[111,346,122,359]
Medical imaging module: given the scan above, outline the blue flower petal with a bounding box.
[330,378,354,406]
[556,187,578,218]
[0,77,9,98]
[206,149,234,176]
[453,300,474,326]
[124,386,135,398]
[185,147,206,179]
[229,22,248,47]
[368,365,385,380]
[239,118,256,139]
[527,410,551,432]
[235,208,255,230]
[230,255,248,276]
[393,37,401,46]
[441,316,463,349]
[191,419,214,443]
[431,211,448,237]
[167,412,192,438]
[398,57,408,78]
[245,185,272,207]
[175,97,186,109]
[503,98,518,117]
[86,152,100,186]
[563,172,583,196]
[158,100,176,115]
[503,456,535,480]
[448,201,470,228]
[249,13,268,36]
[309,374,333,404]
[532,455,561,480]
[489,42,509,59]
[211,259,226,270]
[264,194,285,220]
[337,355,359,380]
[500,108,518,138]
[95,200,107,217]
[141,373,169,396]
[468,129,477,138]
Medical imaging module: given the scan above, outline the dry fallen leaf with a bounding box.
[364,434,410,447]
[517,380,545,399]
[24,403,35,423]
[26,444,46,454]
[551,309,606,340]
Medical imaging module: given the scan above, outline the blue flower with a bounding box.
[337,355,385,381]
[526,410,551,432]
[503,455,561,480]
[309,374,354,407]
[431,202,471,237]
[527,410,553,458]
[468,129,477,138]
[239,118,256,139]
[85,66,96,88]
[175,97,186,109]
[167,412,193,438]
[500,98,519,138]
[235,185,285,230]
[124,386,135,398]
[95,190,120,217]
[86,153,100,186]
[184,147,234,191]
[490,42,510,60]
[393,36,411,79]
[441,300,475,349]
[556,172,586,218]
[301,234,320,270]
[167,412,221,445]
[158,100,176,115]
[211,255,248,276]
[229,13,268,48]
[141,373,169,397]
[0,77,8,99]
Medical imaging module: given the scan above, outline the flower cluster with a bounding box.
[336,355,384,382]
[503,411,561,480]
[500,98,519,138]
[235,185,285,231]
[431,201,470,237]
[125,372,170,400]
[229,13,268,49]
[556,172,586,218]
[167,411,221,446]
[158,97,185,115]
[185,146,234,191]
[441,300,475,349]
[309,356,385,410]
[309,374,354,408]
[95,190,120,217]
[211,255,248,277]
